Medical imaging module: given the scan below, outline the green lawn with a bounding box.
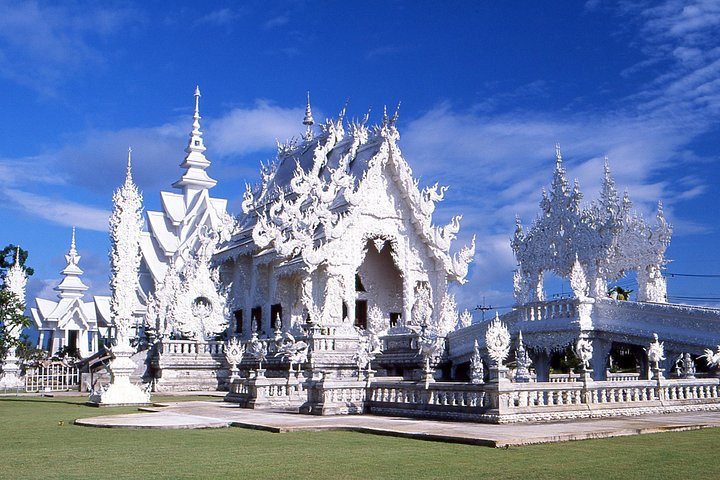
[1,395,719,479]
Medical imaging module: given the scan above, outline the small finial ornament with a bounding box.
[555,143,562,163]
[390,101,401,126]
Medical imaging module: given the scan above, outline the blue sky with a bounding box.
[1,0,719,316]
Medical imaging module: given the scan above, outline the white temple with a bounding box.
[30,229,109,358]
[18,86,720,422]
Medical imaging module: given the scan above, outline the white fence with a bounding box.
[25,362,80,392]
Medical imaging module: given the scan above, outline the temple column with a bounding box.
[590,337,611,380]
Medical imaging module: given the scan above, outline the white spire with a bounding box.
[126,147,133,183]
[303,91,314,140]
[110,150,144,344]
[56,227,88,299]
[6,245,27,306]
[173,85,217,194]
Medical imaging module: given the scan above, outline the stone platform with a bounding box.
[75,400,720,447]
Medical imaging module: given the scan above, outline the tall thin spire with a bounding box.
[173,85,217,193]
[125,147,133,185]
[303,91,314,140]
[67,226,78,264]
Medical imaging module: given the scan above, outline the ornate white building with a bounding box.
[214,102,475,346]
[31,229,110,358]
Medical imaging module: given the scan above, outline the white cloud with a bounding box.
[208,101,306,156]
[1,188,110,232]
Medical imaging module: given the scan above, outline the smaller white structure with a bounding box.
[31,229,110,358]
[89,150,150,405]
[0,247,27,388]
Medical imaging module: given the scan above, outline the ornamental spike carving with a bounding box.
[109,152,144,345]
[485,313,510,368]
[512,150,671,304]
[470,339,484,384]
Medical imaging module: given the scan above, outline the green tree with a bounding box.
[0,289,31,360]
[0,244,34,280]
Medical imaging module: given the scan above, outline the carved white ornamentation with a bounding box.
[575,336,594,370]
[222,106,475,336]
[647,332,666,368]
[512,150,671,305]
[4,247,26,339]
[109,152,144,345]
[458,309,472,330]
[485,313,510,367]
[514,331,532,382]
[703,346,720,369]
[470,339,484,384]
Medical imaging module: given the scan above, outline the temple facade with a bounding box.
[214,102,475,344]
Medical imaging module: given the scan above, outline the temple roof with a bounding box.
[218,103,475,284]
[139,88,229,286]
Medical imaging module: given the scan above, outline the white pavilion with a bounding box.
[31,229,111,358]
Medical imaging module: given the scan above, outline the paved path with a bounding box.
[74,400,720,447]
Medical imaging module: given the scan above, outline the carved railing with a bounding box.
[606,371,641,382]
[497,378,720,416]
[549,372,581,383]
[158,340,224,356]
[518,298,579,322]
[369,380,490,414]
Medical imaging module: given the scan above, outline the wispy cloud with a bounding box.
[1,188,110,231]
[208,100,306,156]
[0,1,137,94]
[263,15,289,29]
[195,8,243,27]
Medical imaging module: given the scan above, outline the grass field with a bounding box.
[1,395,719,480]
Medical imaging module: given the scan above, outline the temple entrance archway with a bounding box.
[354,239,403,330]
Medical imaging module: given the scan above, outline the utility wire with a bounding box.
[667,272,720,278]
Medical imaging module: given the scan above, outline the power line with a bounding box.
[667,272,720,278]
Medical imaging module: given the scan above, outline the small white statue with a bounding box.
[647,333,665,368]
[703,345,720,369]
[470,339,484,384]
[575,336,594,371]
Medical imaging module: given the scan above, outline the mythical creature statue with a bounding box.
[702,346,720,369]
[674,352,696,379]
[353,327,382,374]
[275,332,309,374]
[247,333,268,371]
[514,331,532,382]
[647,333,666,369]
[575,336,594,371]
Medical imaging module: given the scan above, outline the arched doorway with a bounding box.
[354,239,403,330]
